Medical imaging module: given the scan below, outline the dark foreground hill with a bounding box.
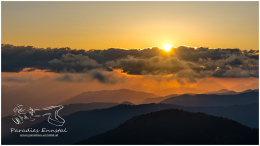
[78,109,259,145]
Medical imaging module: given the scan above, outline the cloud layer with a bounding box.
[2,44,259,81]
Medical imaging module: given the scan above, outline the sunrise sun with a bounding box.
[163,44,172,51]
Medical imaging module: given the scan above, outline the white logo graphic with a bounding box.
[12,104,65,126]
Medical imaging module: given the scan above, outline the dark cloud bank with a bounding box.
[2,44,259,80]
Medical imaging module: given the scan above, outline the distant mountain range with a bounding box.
[3,101,258,144]
[2,81,258,145]
[78,109,258,144]
[143,89,258,104]
[160,91,259,106]
[2,85,258,118]
[61,89,158,105]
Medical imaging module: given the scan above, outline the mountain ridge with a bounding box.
[160,91,259,106]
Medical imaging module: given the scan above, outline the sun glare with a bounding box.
[163,44,172,51]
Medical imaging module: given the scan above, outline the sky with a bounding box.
[1,1,259,50]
